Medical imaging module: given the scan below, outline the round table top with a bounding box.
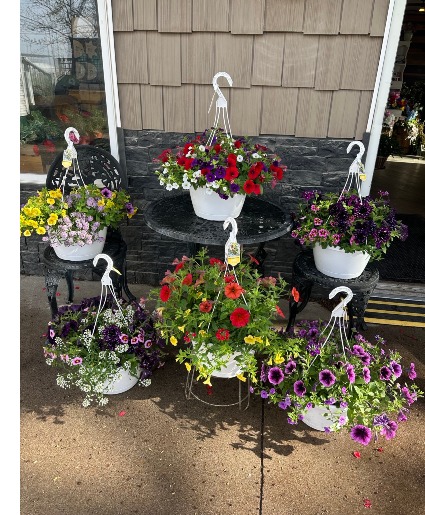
[144,193,292,245]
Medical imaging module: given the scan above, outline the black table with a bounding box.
[42,231,136,318]
[144,193,292,270]
[286,251,380,336]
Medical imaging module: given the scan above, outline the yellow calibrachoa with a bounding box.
[170,336,178,346]
[236,374,246,382]
[178,325,185,332]
[274,352,284,365]
[185,362,191,372]
[244,335,256,345]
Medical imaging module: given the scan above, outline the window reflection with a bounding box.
[20,0,109,174]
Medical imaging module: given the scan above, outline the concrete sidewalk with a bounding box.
[20,275,425,515]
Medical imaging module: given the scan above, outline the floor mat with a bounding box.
[364,297,425,328]
[371,214,425,283]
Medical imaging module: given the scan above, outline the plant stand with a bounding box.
[286,250,379,335]
[184,368,250,410]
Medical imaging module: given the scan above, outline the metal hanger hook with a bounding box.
[223,217,238,239]
[329,286,354,306]
[64,127,80,146]
[346,140,365,160]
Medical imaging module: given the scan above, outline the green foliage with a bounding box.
[20,109,62,144]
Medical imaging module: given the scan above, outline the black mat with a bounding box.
[371,214,425,283]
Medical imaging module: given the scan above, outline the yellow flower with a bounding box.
[185,362,191,372]
[170,336,178,346]
[184,309,191,316]
[46,198,55,205]
[203,376,212,386]
[236,374,246,382]
[199,330,207,336]
[244,335,256,345]
[274,353,284,365]
[36,226,47,235]
[254,336,263,344]
[23,230,31,237]
[267,357,273,365]
[97,198,105,207]
[178,325,185,332]
[47,215,58,226]
[196,291,203,298]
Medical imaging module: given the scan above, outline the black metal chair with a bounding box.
[41,145,136,318]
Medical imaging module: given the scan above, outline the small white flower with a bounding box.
[166,184,173,191]
[182,181,191,190]
[237,155,243,162]
[211,181,219,189]
[252,152,260,159]
[172,182,179,189]
[194,170,202,178]
[159,179,165,186]
[222,186,228,192]
[198,145,205,152]
[185,152,192,158]
[183,173,188,180]
[191,178,198,183]
[164,162,170,167]
[162,169,168,175]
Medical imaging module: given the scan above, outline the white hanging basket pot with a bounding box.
[52,227,107,261]
[102,366,141,395]
[189,187,246,221]
[194,342,253,379]
[302,404,348,431]
[313,243,370,279]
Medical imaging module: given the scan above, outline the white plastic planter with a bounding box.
[313,244,370,279]
[102,366,141,395]
[193,342,253,379]
[302,404,348,431]
[52,227,107,261]
[189,187,245,221]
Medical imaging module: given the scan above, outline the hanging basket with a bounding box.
[313,244,370,279]
[192,342,254,379]
[52,227,107,261]
[102,366,141,395]
[302,404,348,431]
[189,187,245,221]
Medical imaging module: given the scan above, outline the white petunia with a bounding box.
[191,178,198,183]
[198,145,205,152]
[211,181,219,189]
[166,183,173,191]
[164,162,170,167]
[185,152,192,158]
[182,181,191,189]
[252,153,260,159]
[172,182,179,189]
[237,155,243,162]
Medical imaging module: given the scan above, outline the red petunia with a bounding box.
[225,167,239,181]
[175,262,184,272]
[199,300,213,313]
[158,149,171,163]
[230,307,250,327]
[270,164,284,180]
[210,257,224,268]
[201,167,209,176]
[291,287,300,303]
[227,153,237,165]
[234,140,242,149]
[224,282,244,300]
[159,285,171,302]
[275,305,285,318]
[177,156,186,166]
[216,328,230,341]
[253,183,261,195]
[243,180,255,194]
[213,144,222,153]
[248,165,261,180]
[182,273,193,286]
[183,143,193,154]
[184,158,194,170]
[224,274,236,283]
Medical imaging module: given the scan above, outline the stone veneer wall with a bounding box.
[20,130,360,287]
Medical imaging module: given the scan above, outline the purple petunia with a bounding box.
[284,360,297,375]
[408,362,417,380]
[230,183,240,193]
[380,366,392,381]
[390,361,402,378]
[294,380,306,397]
[350,424,372,446]
[319,369,336,387]
[278,395,291,410]
[363,366,371,384]
[101,188,113,198]
[346,364,356,383]
[380,420,398,440]
[268,367,284,385]
[260,390,269,399]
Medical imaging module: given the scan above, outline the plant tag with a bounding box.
[359,173,366,181]
[226,241,240,266]
[62,147,73,169]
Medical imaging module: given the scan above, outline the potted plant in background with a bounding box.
[154,127,287,221]
[150,247,288,386]
[43,295,166,407]
[20,183,138,261]
[375,133,401,169]
[254,319,423,445]
[290,189,408,279]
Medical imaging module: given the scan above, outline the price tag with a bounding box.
[226,241,240,266]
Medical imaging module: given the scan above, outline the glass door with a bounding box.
[20,0,114,178]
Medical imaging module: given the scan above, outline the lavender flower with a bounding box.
[408,362,417,380]
[390,361,402,378]
[350,425,372,446]
[278,396,291,410]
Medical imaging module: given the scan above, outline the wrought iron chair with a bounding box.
[41,144,136,318]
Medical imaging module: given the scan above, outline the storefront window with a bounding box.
[20,0,109,175]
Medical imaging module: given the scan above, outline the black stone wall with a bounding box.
[20,130,359,286]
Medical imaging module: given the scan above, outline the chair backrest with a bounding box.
[46,145,127,192]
